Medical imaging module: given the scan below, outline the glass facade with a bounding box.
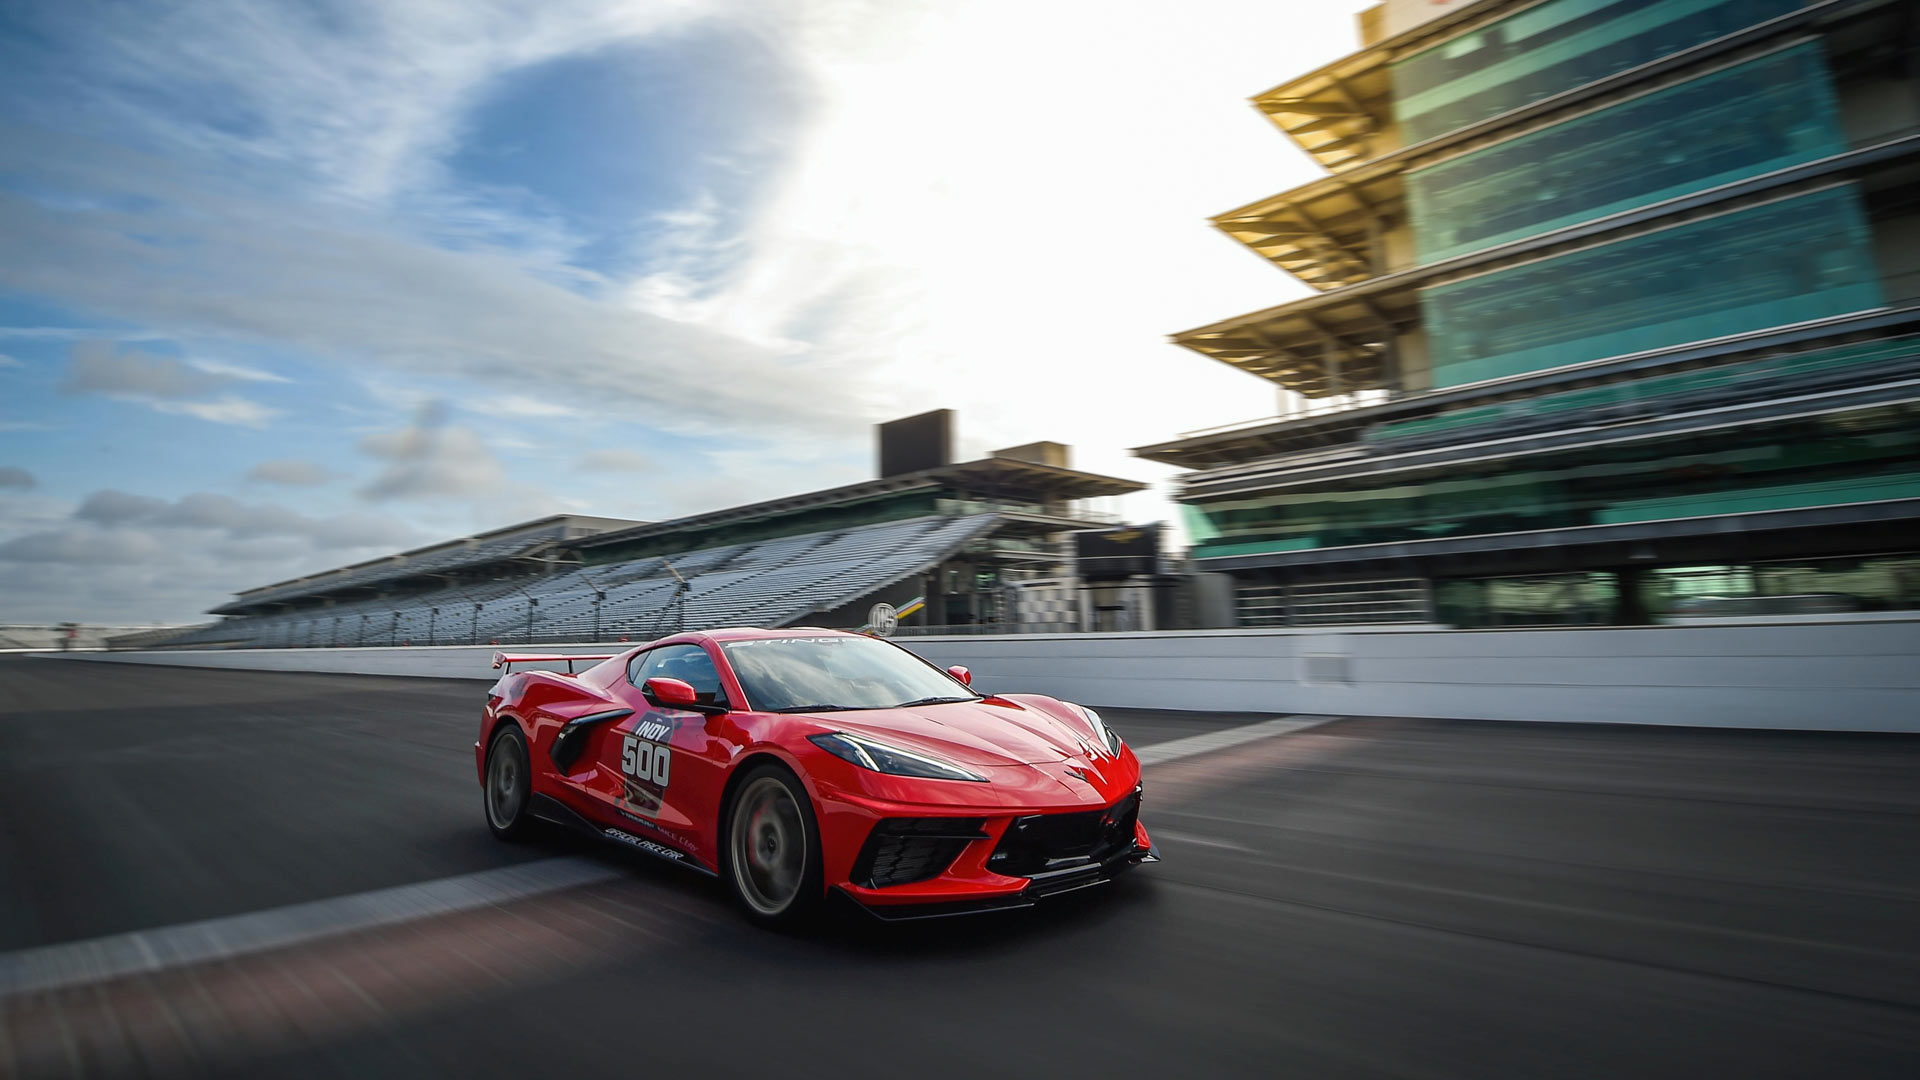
[1421,186,1884,387]
[1406,43,1844,263]
[1391,0,1810,144]
[1434,573,1620,627]
[1427,554,1920,628]
[1652,555,1920,616]
[1371,335,1920,447]
[1187,403,1920,558]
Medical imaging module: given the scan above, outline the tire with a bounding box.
[723,764,824,925]
[483,723,535,841]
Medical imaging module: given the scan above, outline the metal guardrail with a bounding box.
[890,623,1076,637]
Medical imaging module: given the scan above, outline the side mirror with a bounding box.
[946,665,972,687]
[643,676,702,710]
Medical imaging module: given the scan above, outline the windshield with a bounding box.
[721,636,979,713]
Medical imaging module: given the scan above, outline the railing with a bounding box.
[935,498,1121,526]
[1235,579,1432,627]
[1176,391,1397,440]
[891,623,1073,637]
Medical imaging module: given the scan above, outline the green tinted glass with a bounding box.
[1189,404,1920,558]
[1421,186,1883,388]
[1392,0,1810,144]
[1372,336,1920,446]
[1407,43,1844,263]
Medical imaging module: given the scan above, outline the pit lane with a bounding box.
[2,656,1916,1077]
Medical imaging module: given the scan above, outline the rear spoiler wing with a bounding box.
[491,652,617,674]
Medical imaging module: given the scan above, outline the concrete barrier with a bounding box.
[901,622,1920,731]
[43,644,605,680]
[44,619,1920,732]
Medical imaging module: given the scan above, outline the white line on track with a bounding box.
[1133,715,1338,767]
[0,716,1333,1000]
[0,856,620,999]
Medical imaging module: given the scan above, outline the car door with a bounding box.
[583,643,736,866]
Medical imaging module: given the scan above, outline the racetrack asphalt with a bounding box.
[2,655,1917,1078]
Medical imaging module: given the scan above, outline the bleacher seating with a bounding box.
[174,514,1005,648]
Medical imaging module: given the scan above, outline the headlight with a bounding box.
[808,732,986,782]
[1080,705,1123,756]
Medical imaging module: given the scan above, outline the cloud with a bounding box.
[0,466,36,490]
[151,493,315,537]
[0,488,422,621]
[463,394,586,420]
[3,1,723,207]
[0,146,867,435]
[74,490,168,525]
[57,341,280,426]
[63,488,413,547]
[358,401,508,501]
[578,449,652,473]
[0,327,171,342]
[246,459,331,486]
[149,394,281,427]
[0,354,20,367]
[0,0,873,439]
[60,340,227,398]
[0,528,164,565]
[188,357,293,383]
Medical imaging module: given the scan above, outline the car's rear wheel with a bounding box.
[484,724,534,840]
[725,765,822,924]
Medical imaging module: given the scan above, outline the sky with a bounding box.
[0,0,1367,625]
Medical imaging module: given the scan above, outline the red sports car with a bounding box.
[479,627,1155,923]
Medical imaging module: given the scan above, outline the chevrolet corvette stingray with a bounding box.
[480,627,1155,923]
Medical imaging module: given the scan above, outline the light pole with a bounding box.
[330,616,340,648]
[510,582,540,645]
[471,602,483,644]
[577,566,609,643]
[428,606,438,646]
[389,610,400,647]
[652,558,690,636]
[357,612,370,646]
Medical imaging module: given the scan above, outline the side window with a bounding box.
[626,648,660,689]
[629,644,728,708]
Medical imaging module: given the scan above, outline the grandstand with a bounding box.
[159,417,1147,649]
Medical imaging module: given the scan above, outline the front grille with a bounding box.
[853,817,987,888]
[989,791,1141,878]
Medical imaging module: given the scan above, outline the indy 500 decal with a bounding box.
[617,713,677,819]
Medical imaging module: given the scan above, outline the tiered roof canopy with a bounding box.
[576,457,1144,553]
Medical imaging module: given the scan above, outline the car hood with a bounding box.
[816,698,1102,767]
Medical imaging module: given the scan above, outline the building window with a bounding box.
[1371,335,1920,450]
[1653,555,1920,617]
[1188,401,1920,558]
[1406,42,1845,264]
[1391,0,1811,145]
[1434,572,1619,627]
[1421,185,1884,388]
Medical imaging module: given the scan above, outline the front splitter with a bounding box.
[847,843,1159,922]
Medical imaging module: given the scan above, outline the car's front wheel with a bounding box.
[724,764,823,924]
[484,723,535,841]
